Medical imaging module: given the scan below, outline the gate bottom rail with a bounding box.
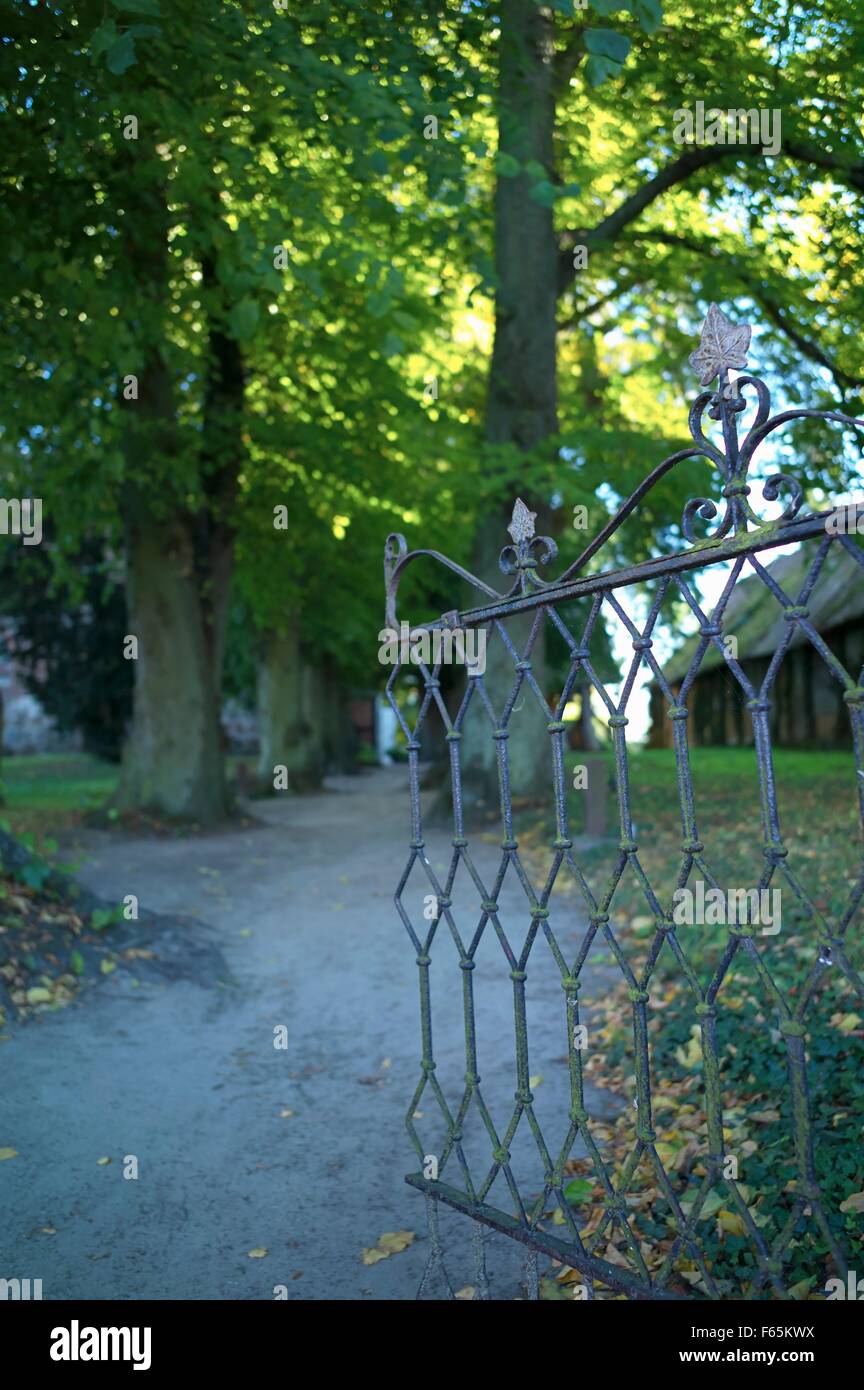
[405,1174,685,1300]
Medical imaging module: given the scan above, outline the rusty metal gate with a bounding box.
[384,307,864,1300]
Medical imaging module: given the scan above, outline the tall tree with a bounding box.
[459,0,864,812]
[0,0,485,818]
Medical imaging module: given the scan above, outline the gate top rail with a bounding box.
[384,304,864,630]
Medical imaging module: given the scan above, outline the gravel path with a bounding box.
[1,767,617,1299]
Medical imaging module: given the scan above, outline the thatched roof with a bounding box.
[662,540,864,684]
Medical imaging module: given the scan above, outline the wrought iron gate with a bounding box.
[384,307,864,1300]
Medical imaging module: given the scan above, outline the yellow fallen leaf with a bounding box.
[0,1147,18,1161]
[839,1191,864,1214]
[377,1230,414,1254]
[280,1109,295,1118]
[26,987,52,1005]
[361,1247,389,1266]
[247,1248,268,1259]
[529,1074,543,1089]
[454,1286,475,1300]
[41,1226,56,1235]
[97,1156,111,1166]
[717,1209,747,1237]
[675,1032,703,1070]
[100,959,117,975]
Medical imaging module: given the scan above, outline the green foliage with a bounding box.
[2,0,864,799]
[90,905,123,931]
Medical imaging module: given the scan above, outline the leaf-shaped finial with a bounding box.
[507,497,537,546]
[689,304,752,387]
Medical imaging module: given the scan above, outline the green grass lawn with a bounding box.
[564,744,859,923]
[0,752,255,846]
[0,753,119,841]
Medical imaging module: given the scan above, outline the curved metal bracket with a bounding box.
[384,304,864,627]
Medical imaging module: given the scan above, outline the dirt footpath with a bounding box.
[1,767,615,1299]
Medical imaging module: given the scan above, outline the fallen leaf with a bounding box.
[529,1073,544,1089]
[0,1147,18,1160]
[361,1247,388,1266]
[100,959,117,975]
[247,1248,268,1259]
[377,1230,414,1254]
[839,1191,864,1214]
[455,1285,475,1300]
[96,1156,111,1166]
[675,1032,702,1070]
[717,1209,747,1237]
[280,1109,295,1118]
[680,1190,724,1221]
[26,987,52,1005]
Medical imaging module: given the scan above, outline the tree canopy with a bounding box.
[1,0,862,816]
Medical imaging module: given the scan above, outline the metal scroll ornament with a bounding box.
[384,305,863,627]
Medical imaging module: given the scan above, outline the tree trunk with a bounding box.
[256,618,326,791]
[115,172,242,824]
[118,510,229,822]
[459,0,559,817]
[486,0,558,456]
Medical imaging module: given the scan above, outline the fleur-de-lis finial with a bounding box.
[507,497,537,546]
[689,304,752,388]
